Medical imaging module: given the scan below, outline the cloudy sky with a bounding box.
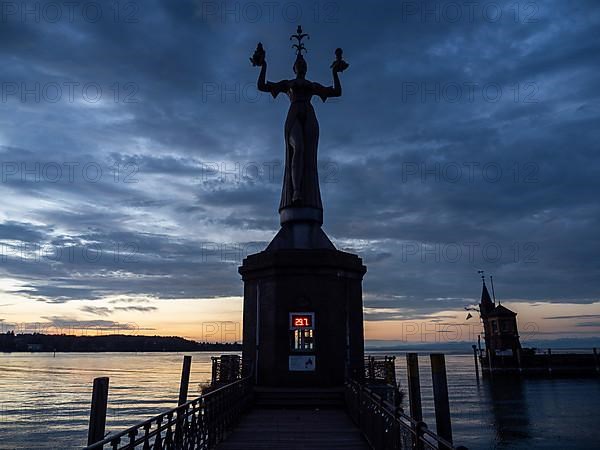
[0,0,599,345]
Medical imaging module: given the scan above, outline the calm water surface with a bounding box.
[389,352,600,450]
[1,352,599,449]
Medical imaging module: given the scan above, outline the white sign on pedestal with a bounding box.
[289,355,316,371]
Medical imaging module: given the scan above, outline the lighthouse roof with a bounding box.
[488,304,517,317]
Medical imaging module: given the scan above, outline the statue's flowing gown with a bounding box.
[266,78,336,212]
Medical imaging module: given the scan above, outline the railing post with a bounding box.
[211,357,218,385]
[378,394,385,450]
[415,421,427,450]
[430,354,452,450]
[178,355,192,405]
[87,377,109,447]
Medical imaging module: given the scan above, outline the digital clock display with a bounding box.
[290,313,313,329]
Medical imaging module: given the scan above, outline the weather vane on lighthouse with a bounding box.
[250,26,348,226]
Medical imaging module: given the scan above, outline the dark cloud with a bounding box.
[0,221,50,242]
[0,0,599,324]
[545,314,600,320]
[80,306,113,317]
[39,316,149,331]
[113,305,158,313]
[79,304,158,315]
[364,308,459,322]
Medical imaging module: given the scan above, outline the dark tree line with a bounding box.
[0,332,241,353]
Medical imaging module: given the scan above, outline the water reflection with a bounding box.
[1,352,599,449]
[0,352,216,449]
[484,374,531,445]
[389,352,600,450]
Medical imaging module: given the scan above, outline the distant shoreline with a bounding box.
[0,332,241,353]
[1,350,242,354]
[2,333,595,354]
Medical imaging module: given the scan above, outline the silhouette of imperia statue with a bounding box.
[251,27,348,222]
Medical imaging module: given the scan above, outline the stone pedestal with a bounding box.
[239,248,366,387]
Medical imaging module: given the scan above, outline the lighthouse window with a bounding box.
[292,329,314,351]
[289,312,315,352]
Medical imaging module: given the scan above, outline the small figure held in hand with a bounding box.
[330,48,349,73]
[250,42,266,67]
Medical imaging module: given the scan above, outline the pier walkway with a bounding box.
[217,408,370,450]
[83,355,468,450]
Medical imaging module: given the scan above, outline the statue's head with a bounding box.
[293,55,307,78]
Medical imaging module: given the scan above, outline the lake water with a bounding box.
[1,352,599,449]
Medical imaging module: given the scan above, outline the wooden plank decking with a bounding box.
[217,408,371,449]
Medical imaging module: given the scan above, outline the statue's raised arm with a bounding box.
[251,43,289,98]
[312,48,349,102]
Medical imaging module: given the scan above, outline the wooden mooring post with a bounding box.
[87,377,109,446]
[471,345,479,380]
[430,354,453,450]
[594,348,599,373]
[407,353,424,450]
[406,353,423,421]
[178,355,192,405]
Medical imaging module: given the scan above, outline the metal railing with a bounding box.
[365,355,397,385]
[345,379,466,450]
[84,376,253,450]
[210,355,244,385]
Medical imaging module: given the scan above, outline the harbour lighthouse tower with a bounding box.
[479,276,521,354]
